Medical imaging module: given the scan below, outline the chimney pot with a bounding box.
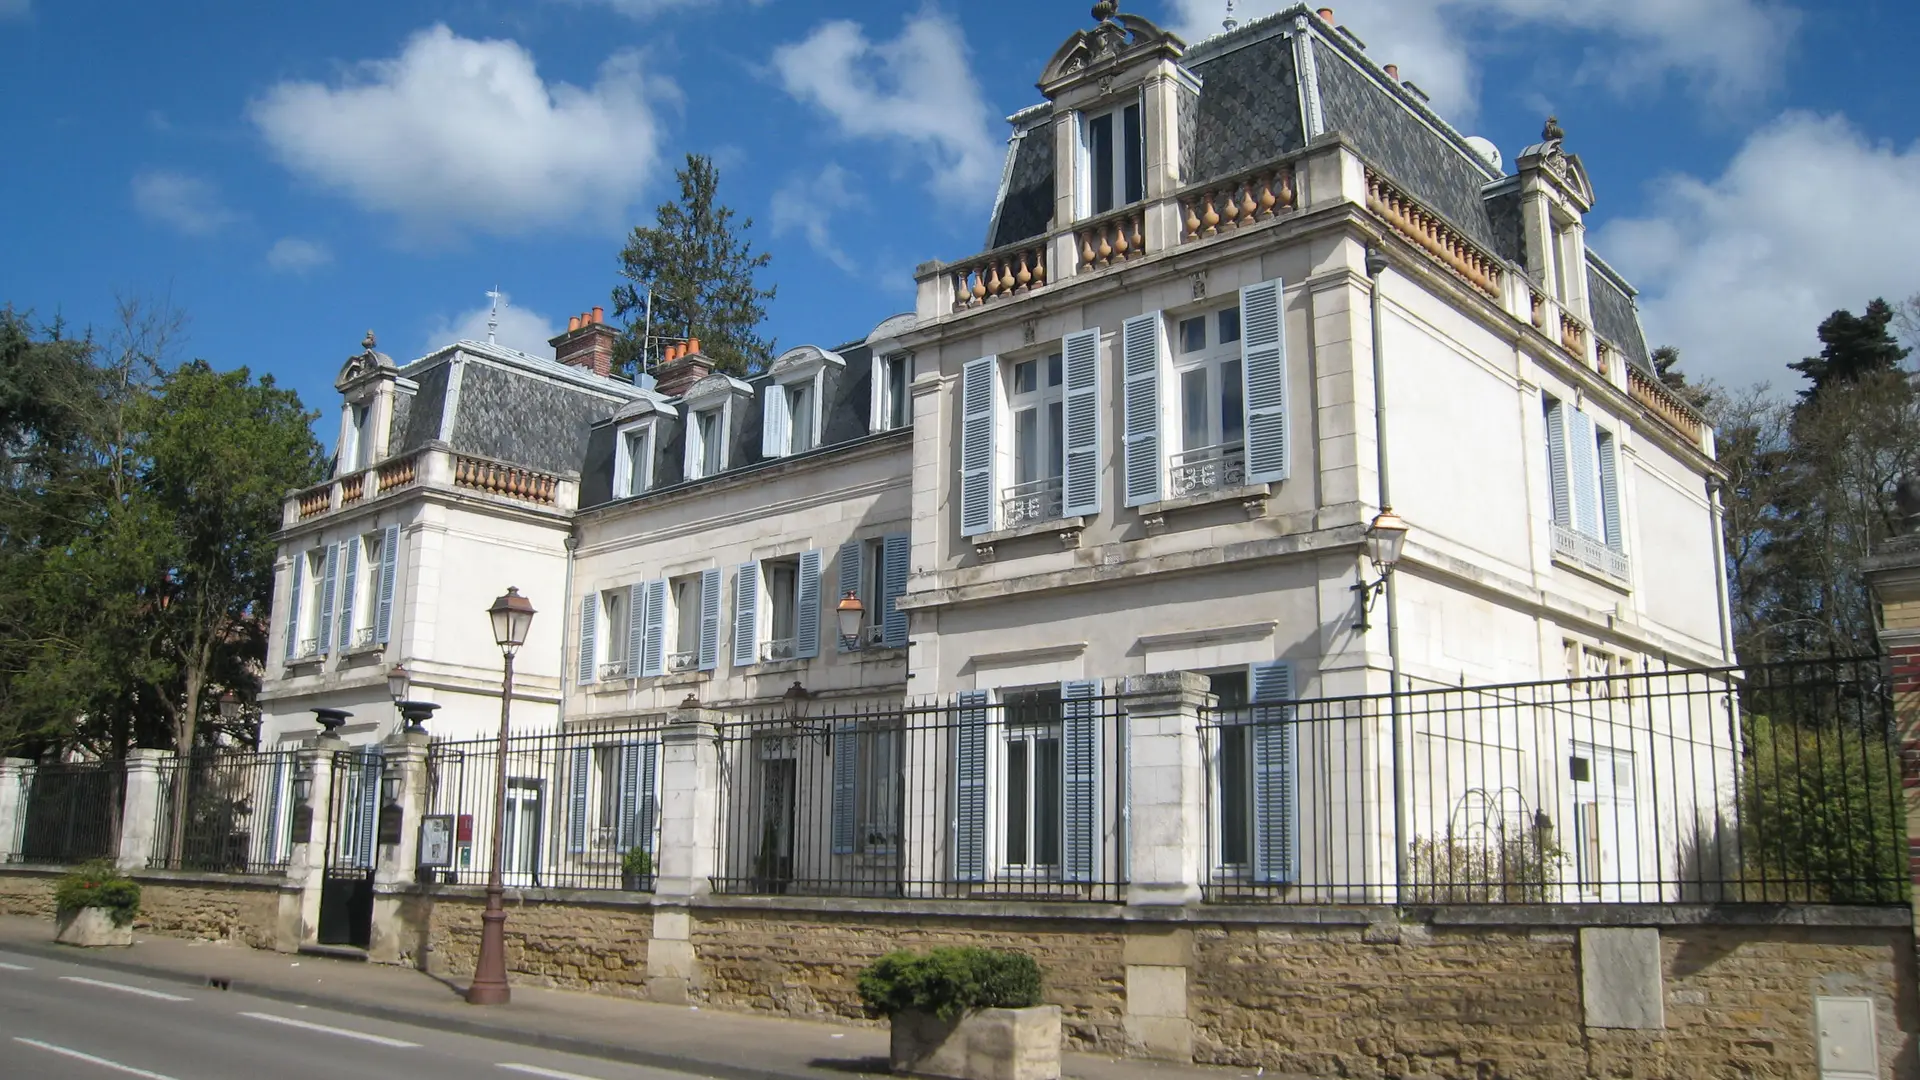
[687,336,701,356]
[1318,7,1334,21]
[591,306,605,325]
[1384,64,1399,81]
[568,315,581,332]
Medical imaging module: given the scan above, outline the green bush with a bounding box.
[1740,714,1906,903]
[858,948,1043,1020]
[621,847,653,879]
[54,861,141,928]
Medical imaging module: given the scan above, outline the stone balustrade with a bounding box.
[947,241,1049,311]
[1627,364,1707,447]
[1364,168,1502,300]
[1179,166,1296,243]
[296,485,332,521]
[376,454,418,494]
[1560,311,1590,358]
[339,472,368,507]
[453,454,560,507]
[1076,206,1147,273]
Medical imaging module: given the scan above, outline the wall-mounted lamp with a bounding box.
[1353,508,1411,632]
[291,761,314,806]
[387,663,411,703]
[835,591,865,649]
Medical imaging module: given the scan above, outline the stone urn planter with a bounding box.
[55,906,133,948]
[889,1005,1062,1080]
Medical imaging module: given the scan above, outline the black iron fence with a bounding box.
[425,721,668,891]
[711,685,1130,901]
[13,760,125,866]
[1202,656,1903,905]
[150,750,297,875]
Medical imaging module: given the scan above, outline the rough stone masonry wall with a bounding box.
[1191,920,1917,1080]
[690,905,1129,1053]
[0,871,55,918]
[0,869,283,948]
[426,893,653,998]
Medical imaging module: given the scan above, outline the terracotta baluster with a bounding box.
[1014,251,1032,293]
[1097,225,1114,267]
[1239,185,1258,227]
[1130,214,1144,258]
[1184,200,1202,240]
[971,270,987,306]
[1201,194,1220,237]
[1032,250,1046,288]
[1080,230,1097,271]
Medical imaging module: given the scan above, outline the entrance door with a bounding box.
[317,749,379,949]
[1571,744,1641,902]
[501,779,544,887]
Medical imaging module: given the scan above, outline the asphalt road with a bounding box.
[0,946,717,1080]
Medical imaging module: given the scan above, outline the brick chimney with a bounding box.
[652,337,713,398]
[550,306,618,378]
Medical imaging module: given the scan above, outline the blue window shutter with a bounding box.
[1544,398,1572,527]
[1121,315,1163,507]
[568,746,590,855]
[337,540,359,647]
[577,594,598,685]
[959,356,998,537]
[1063,328,1103,516]
[795,549,823,660]
[625,583,645,676]
[284,555,303,662]
[1597,430,1623,551]
[357,749,381,867]
[1249,661,1297,885]
[616,743,640,851]
[732,563,760,668]
[636,740,660,863]
[831,722,858,855]
[881,534,910,648]
[1241,280,1290,484]
[1061,680,1101,883]
[1570,410,1600,539]
[836,541,863,652]
[376,526,400,644]
[698,569,721,671]
[317,545,339,655]
[647,579,669,677]
[264,757,287,865]
[953,691,990,882]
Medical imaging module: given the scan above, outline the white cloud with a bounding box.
[131,170,239,235]
[1165,0,1799,122]
[771,165,861,273]
[266,237,333,274]
[1597,112,1920,387]
[771,9,1000,205]
[249,25,669,240]
[573,0,768,16]
[424,292,561,359]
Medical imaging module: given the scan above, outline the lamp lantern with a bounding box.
[1365,508,1410,571]
[488,587,536,654]
[835,590,865,645]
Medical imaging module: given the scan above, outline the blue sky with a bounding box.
[3,0,1918,444]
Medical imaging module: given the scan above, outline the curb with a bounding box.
[0,936,872,1080]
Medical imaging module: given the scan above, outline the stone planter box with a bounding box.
[889,1006,1061,1080]
[56,907,133,948]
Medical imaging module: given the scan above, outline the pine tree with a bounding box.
[611,155,776,379]
[1788,299,1910,399]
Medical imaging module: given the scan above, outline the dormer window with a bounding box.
[337,402,372,476]
[1080,98,1144,218]
[875,353,912,433]
[762,346,845,460]
[688,407,725,480]
[614,419,656,497]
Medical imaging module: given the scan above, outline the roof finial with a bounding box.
[362,330,377,352]
[1223,0,1238,31]
[1092,1,1117,23]
[485,286,504,345]
[1543,115,1566,143]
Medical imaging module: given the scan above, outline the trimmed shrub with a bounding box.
[858,948,1043,1021]
[621,847,653,879]
[54,861,141,928]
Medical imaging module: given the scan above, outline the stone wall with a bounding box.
[0,870,55,918]
[690,904,1129,1053]
[1191,917,1916,1080]
[0,868,285,949]
[425,891,653,998]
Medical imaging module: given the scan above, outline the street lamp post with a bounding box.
[468,587,535,1007]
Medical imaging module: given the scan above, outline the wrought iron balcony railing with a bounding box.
[1001,476,1065,527]
[1168,443,1247,499]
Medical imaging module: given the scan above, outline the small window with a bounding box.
[692,409,724,479]
[788,382,815,454]
[1180,317,1206,355]
[858,724,903,854]
[620,426,652,496]
[1002,689,1064,873]
[1084,100,1144,217]
[878,353,911,431]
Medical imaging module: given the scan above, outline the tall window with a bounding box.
[1543,394,1626,578]
[1209,671,1252,869]
[594,745,624,849]
[600,589,629,678]
[766,558,799,660]
[689,408,725,480]
[298,549,327,656]
[351,532,383,647]
[858,724,903,854]
[618,424,653,496]
[1084,100,1144,217]
[671,574,701,671]
[1175,308,1245,456]
[1010,353,1064,488]
[878,353,911,431]
[1002,689,1063,873]
[787,382,815,455]
[339,403,371,474]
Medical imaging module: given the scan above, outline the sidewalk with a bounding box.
[0,916,1254,1080]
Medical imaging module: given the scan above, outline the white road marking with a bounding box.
[498,1065,608,1080]
[59,976,190,1001]
[14,1037,184,1079]
[0,961,31,970]
[239,1011,421,1047]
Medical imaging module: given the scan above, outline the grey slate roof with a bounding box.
[989,117,1056,251]
[1586,254,1651,369]
[1186,32,1305,185]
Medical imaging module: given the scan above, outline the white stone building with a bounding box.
[258,6,1731,905]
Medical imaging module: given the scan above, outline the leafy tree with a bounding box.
[1788,299,1910,400]
[1739,713,1905,903]
[611,154,776,379]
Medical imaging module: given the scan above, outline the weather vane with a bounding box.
[1224,0,1238,32]
[485,286,504,345]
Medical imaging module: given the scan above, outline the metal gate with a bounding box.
[317,748,380,949]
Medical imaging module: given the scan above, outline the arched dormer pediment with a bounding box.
[865,313,915,348]
[1516,139,1595,212]
[682,371,753,408]
[336,330,398,393]
[1040,11,1184,96]
[609,392,680,425]
[769,344,847,383]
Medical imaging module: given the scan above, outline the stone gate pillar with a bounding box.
[1865,504,1920,941]
[369,728,431,964]
[116,749,173,873]
[285,734,345,949]
[647,707,721,1004]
